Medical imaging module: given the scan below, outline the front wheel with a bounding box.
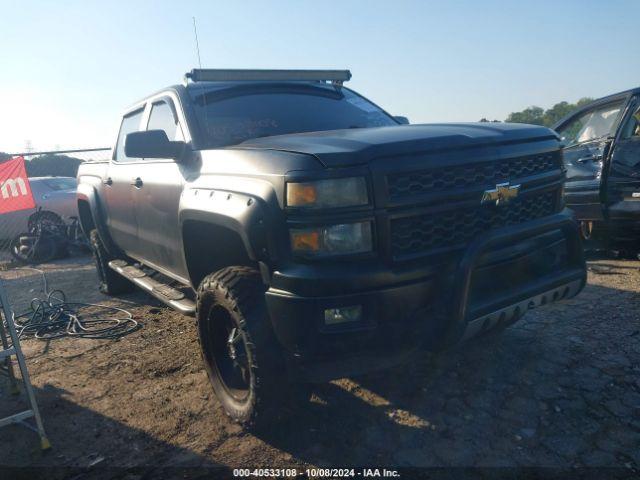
[196,266,307,429]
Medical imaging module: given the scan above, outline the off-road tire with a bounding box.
[89,230,133,295]
[196,266,306,430]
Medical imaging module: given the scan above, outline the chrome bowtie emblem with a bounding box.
[481,182,520,206]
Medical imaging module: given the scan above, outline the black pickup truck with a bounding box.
[77,69,586,428]
[554,88,640,255]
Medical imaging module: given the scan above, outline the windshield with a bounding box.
[190,84,397,147]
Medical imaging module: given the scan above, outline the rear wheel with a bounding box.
[579,221,594,241]
[197,266,308,429]
[89,230,133,295]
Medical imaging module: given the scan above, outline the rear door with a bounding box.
[103,107,146,258]
[606,96,640,211]
[556,99,626,220]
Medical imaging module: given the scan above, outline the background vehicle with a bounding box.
[554,88,640,255]
[0,176,79,242]
[77,69,586,428]
[9,209,88,264]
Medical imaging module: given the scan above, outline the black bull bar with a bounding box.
[444,211,587,346]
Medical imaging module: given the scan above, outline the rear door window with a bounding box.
[115,109,144,162]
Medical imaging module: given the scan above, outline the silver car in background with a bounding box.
[0,177,78,241]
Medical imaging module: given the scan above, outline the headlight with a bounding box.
[286,177,368,208]
[290,222,373,257]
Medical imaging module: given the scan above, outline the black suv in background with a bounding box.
[554,88,640,255]
[77,69,586,428]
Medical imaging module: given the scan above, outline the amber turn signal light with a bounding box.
[290,230,320,252]
[287,183,317,206]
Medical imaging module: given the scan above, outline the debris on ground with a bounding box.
[0,255,638,469]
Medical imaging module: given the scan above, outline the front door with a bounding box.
[132,98,191,280]
[556,100,626,220]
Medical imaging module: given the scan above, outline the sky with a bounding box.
[1,0,639,153]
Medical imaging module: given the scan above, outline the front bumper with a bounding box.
[265,211,586,381]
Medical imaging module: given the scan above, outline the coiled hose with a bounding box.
[7,268,139,340]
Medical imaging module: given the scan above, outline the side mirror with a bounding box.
[394,116,410,125]
[125,130,186,160]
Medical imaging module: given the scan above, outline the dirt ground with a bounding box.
[0,254,639,478]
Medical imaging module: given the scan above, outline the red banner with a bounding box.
[0,156,36,214]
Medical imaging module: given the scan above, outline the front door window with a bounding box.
[558,102,624,147]
[146,100,185,143]
[557,101,626,184]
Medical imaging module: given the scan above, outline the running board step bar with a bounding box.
[108,260,196,315]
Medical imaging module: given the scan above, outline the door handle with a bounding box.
[576,156,598,164]
[130,177,143,188]
[103,177,113,186]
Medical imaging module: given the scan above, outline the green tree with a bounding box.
[505,98,594,128]
[505,106,545,125]
[0,152,85,176]
[543,101,576,126]
[25,154,84,177]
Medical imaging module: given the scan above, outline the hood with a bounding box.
[233,123,559,168]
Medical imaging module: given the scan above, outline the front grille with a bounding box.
[387,152,561,200]
[390,190,558,259]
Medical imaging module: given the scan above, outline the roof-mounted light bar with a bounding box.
[184,69,352,85]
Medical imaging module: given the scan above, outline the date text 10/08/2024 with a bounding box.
[233,468,401,478]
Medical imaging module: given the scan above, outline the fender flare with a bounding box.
[76,183,120,256]
[179,188,280,264]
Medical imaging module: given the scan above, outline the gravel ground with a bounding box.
[0,255,638,477]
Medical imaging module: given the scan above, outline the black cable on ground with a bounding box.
[8,268,139,340]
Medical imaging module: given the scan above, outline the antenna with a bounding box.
[190,16,211,139]
[192,17,202,69]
